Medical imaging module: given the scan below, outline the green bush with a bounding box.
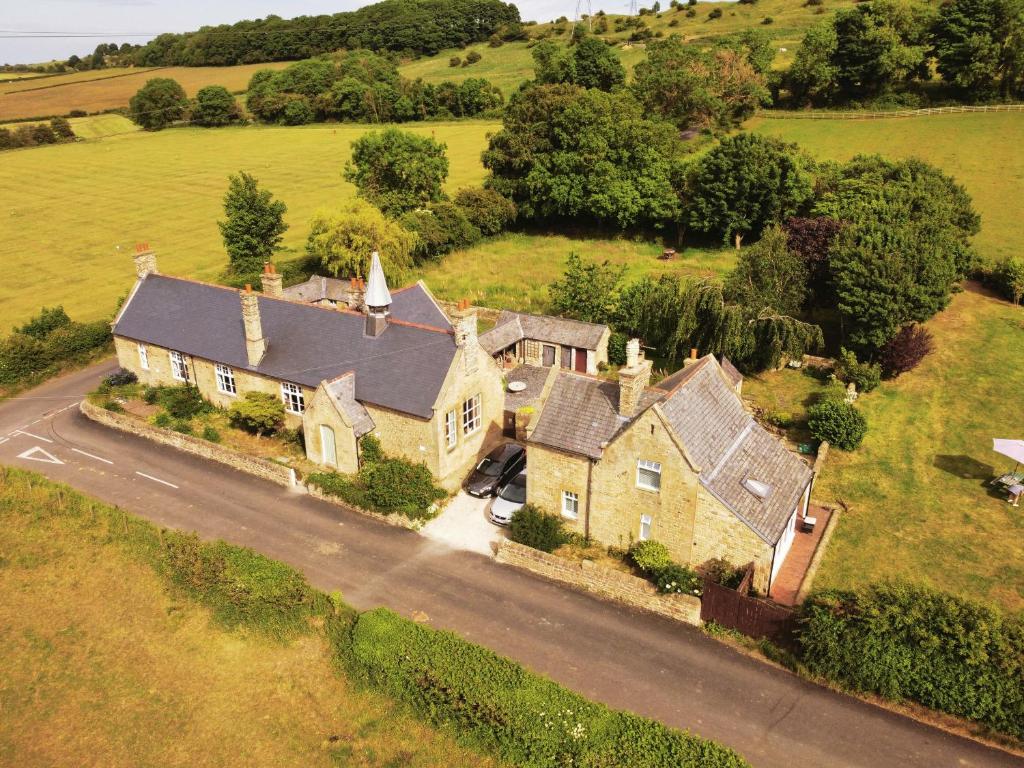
[142,385,160,404]
[335,608,750,767]
[102,400,125,413]
[360,433,384,463]
[836,348,881,393]
[228,391,286,436]
[453,186,517,236]
[607,331,628,366]
[807,399,867,450]
[629,539,673,573]
[508,503,568,553]
[103,368,138,387]
[654,564,703,596]
[153,411,172,428]
[703,558,744,589]
[202,425,221,442]
[308,471,374,511]
[991,256,1024,305]
[160,531,327,639]
[171,419,194,435]
[0,308,110,387]
[157,385,208,419]
[16,305,71,339]
[359,458,446,520]
[798,583,1024,739]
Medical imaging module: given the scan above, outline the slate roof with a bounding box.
[658,358,813,544]
[114,274,455,419]
[529,372,663,459]
[504,364,549,411]
[324,372,375,438]
[479,310,607,355]
[720,356,743,388]
[282,275,353,304]
[389,284,452,329]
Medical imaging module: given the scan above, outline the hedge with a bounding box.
[798,582,1024,739]
[334,608,750,768]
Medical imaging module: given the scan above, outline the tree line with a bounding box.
[130,0,521,67]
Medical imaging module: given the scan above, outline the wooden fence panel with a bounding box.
[700,579,798,644]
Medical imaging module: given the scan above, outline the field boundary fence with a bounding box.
[761,104,1024,120]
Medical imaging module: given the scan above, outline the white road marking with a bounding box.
[17,446,64,465]
[135,471,178,489]
[12,430,52,443]
[71,448,113,465]
[0,437,8,445]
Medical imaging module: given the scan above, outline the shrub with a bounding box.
[336,608,750,767]
[308,471,374,511]
[359,458,447,520]
[708,7,722,18]
[153,411,172,428]
[508,503,568,553]
[991,256,1024,305]
[16,305,71,339]
[282,96,314,125]
[158,385,208,419]
[453,186,517,236]
[171,418,194,435]
[0,333,48,385]
[103,368,138,387]
[654,563,703,595]
[142,385,160,404]
[192,84,242,127]
[763,410,794,429]
[466,50,482,64]
[43,320,111,360]
[702,558,744,589]
[836,348,881,393]
[762,16,774,24]
[879,324,934,379]
[228,391,286,436]
[449,56,462,67]
[201,425,221,442]
[629,539,673,573]
[807,399,867,450]
[360,433,384,463]
[102,400,125,413]
[607,332,628,366]
[798,583,1024,740]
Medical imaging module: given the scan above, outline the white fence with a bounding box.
[760,104,1024,120]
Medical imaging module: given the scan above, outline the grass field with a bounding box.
[0,120,498,326]
[0,67,149,95]
[0,472,493,767]
[0,63,291,121]
[0,113,139,139]
[751,112,1024,265]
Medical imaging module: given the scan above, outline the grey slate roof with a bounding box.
[720,356,743,388]
[658,358,813,544]
[389,284,452,329]
[479,311,607,355]
[282,275,354,304]
[504,364,549,411]
[325,372,375,438]
[529,372,663,459]
[114,274,455,419]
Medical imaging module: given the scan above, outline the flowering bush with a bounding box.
[654,563,703,596]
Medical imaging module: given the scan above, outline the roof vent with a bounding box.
[743,478,772,500]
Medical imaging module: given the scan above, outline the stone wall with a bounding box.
[437,299,502,325]
[496,539,702,627]
[305,484,420,531]
[691,487,774,594]
[80,399,297,487]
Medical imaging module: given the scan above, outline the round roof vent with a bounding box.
[507,381,527,393]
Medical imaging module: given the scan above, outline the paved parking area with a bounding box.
[420,491,506,556]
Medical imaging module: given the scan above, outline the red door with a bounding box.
[574,348,587,372]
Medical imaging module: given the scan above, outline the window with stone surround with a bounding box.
[137,343,149,370]
[215,364,237,395]
[562,491,579,519]
[639,514,652,541]
[281,381,305,414]
[462,394,481,435]
[445,409,457,449]
[169,350,189,382]
[636,459,662,492]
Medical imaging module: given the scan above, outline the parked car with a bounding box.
[466,443,525,497]
[489,470,526,526]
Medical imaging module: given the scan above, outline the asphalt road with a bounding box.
[0,360,1019,768]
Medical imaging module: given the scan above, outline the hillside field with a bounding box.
[0,113,139,139]
[0,62,291,121]
[0,470,493,767]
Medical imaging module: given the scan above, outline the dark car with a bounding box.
[465,443,526,498]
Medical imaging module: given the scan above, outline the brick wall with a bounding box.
[80,399,296,487]
[496,539,702,626]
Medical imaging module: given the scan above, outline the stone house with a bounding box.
[112,248,504,490]
[524,342,814,596]
[479,310,610,375]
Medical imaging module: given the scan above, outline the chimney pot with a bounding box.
[245,283,252,292]
[260,264,284,298]
[690,348,698,360]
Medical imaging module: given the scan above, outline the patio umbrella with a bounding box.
[992,439,1024,467]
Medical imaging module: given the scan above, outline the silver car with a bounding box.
[489,470,526,526]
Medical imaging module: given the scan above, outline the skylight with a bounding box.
[743,478,772,500]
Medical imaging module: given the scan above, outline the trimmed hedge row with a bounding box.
[799,582,1024,739]
[334,607,749,768]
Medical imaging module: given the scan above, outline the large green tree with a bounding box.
[686,133,814,248]
[483,84,683,229]
[305,200,417,282]
[128,77,188,131]
[633,35,770,131]
[548,253,625,325]
[344,128,449,217]
[724,225,808,318]
[932,0,1024,99]
[218,172,289,275]
[785,22,840,106]
[532,36,626,91]
[192,85,241,127]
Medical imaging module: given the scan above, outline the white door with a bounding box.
[319,424,337,467]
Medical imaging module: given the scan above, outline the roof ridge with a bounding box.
[704,420,754,483]
[508,309,606,328]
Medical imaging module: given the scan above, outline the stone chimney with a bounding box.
[451,299,479,375]
[260,262,283,298]
[618,338,652,418]
[364,251,391,337]
[347,277,365,311]
[133,242,158,279]
[240,285,267,366]
[683,347,699,368]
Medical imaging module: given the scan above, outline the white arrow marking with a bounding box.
[17,446,64,465]
[72,448,113,465]
[12,430,52,443]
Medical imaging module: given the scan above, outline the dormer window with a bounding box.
[743,478,772,500]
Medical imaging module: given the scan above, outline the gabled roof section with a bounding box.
[529,371,663,459]
[479,310,608,354]
[324,372,375,438]
[282,275,353,304]
[659,357,812,544]
[114,274,455,419]
[390,282,452,330]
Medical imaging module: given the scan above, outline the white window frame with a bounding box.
[169,350,188,382]
[639,514,653,541]
[137,343,149,370]
[561,491,579,520]
[636,459,662,492]
[281,381,305,414]
[445,409,457,449]
[462,394,481,436]
[215,363,237,395]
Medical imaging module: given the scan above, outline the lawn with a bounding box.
[0,120,499,326]
[750,111,1024,265]
[0,113,139,139]
[0,62,293,121]
[0,471,493,767]
[758,287,1024,612]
